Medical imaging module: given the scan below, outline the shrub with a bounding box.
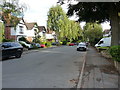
[45,41,52,47]
[109,45,120,62]
[67,42,71,45]
[62,40,67,45]
[2,39,14,42]
[40,41,46,45]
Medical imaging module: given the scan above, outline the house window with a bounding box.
[19,26,24,34]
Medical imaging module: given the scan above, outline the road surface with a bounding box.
[2,46,86,88]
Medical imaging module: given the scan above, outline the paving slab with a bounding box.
[81,47,119,89]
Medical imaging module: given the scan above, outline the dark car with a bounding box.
[1,42,23,59]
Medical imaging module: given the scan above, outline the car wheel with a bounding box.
[84,49,86,51]
[77,48,79,51]
[16,53,21,58]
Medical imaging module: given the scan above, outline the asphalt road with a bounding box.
[2,46,86,88]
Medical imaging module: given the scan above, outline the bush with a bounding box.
[2,39,14,42]
[45,41,52,47]
[62,41,67,45]
[109,45,120,62]
[40,41,46,45]
[67,42,71,45]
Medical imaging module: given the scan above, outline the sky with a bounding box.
[19,0,111,30]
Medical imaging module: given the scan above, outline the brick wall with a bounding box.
[5,26,16,40]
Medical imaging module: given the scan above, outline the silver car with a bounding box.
[77,42,87,51]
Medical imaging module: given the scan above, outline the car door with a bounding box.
[2,43,12,58]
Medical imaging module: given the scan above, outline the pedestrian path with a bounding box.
[81,47,119,88]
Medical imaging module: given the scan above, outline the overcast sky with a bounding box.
[19,0,111,30]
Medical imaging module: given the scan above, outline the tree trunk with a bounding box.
[118,13,120,45]
[109,5,120,46]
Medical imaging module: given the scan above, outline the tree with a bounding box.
[58,1,120,46]
[0,20,4,43]
[0,0,26,27]
[47,5,82,43]
[83,23,103,45]
[47,5,67,34]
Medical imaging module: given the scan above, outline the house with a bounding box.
[10,18,27,41]
[46,29,56,41]
[4,18,39,42]
[25,22,39,42]
[103,29,111,37]
[38,26,46,37]
[4,17,56,43]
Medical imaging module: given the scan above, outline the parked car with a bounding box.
[1,42,23,59]
[77,42,87,51]
[32,43,41,48]
[52,42,58,45]
[69,43,75,46]
[40,44,46,48]
[19,41,33,49]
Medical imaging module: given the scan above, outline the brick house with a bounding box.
[4,18,39,42]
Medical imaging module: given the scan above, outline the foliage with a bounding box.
[83,23,103,45]
[1,0,26,27]
[47,5,67,32]
[45,41,52,47]
[64,1,120,45]
[33,27,41,43]
[2,38,14,42]
[0,21,4,43]
[109,45,120,62]
[66,2,120,23]
[47,5,83,43]
[98,46,110,50]
[40,41,46,45]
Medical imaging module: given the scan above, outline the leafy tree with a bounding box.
[47,5,82,43]
[0,21,4,43]
[0,0,26,27]
[58,1,120,46]
[47,5,67,34]
[83,23,103,45]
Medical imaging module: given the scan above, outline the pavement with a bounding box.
[80,46,120,89]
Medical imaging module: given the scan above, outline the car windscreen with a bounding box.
[78,44,86,46]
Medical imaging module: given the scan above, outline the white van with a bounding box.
[95,37,111,47]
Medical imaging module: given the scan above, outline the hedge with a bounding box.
[109,45,120,62]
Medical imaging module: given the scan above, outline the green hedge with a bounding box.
[109,45,120,62]
[2,39,14,42]
[45,41,52,47]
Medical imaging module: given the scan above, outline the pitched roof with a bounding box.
[38,26,46,32]
[25,22,37,30]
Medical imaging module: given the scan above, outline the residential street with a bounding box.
[2,46,86,88]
